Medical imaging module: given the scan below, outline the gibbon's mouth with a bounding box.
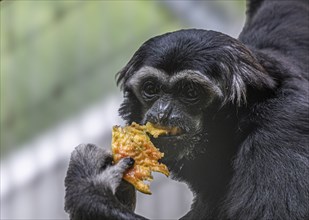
[147,124,184,138]
[156,132,187,140]
[150,131,188,162]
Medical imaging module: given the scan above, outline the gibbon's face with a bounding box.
[117,29,275,165]
[123,66,219,162]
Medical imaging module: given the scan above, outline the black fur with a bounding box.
[65,0,309,219]
[64,144,145,220]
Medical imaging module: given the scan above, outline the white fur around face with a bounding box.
[126,66,223,101]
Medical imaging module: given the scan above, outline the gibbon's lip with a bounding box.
[149,124,184,137]
[156,132,186,140]
[154,130,188,142]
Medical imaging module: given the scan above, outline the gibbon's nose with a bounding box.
[158,112,165,121]
[144,96,175,126]
[155,99,173,124]
[156,112,169,124]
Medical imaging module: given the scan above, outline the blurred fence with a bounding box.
[0,1,245,219]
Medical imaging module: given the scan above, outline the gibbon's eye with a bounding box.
[141,81,160,101]
[181,83,200,104]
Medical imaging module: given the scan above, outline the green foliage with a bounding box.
[0,1,182,155]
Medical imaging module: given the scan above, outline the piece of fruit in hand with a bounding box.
[112,122,174,194]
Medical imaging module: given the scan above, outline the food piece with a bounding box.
[112,122,178,194]
[144,122,181,138]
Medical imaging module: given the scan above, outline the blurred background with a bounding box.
[0,1,245,219]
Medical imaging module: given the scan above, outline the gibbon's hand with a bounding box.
[65,144,146,220]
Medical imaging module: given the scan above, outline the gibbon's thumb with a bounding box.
[94,157,134,194]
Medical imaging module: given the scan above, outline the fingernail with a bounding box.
[126,157,135,166]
